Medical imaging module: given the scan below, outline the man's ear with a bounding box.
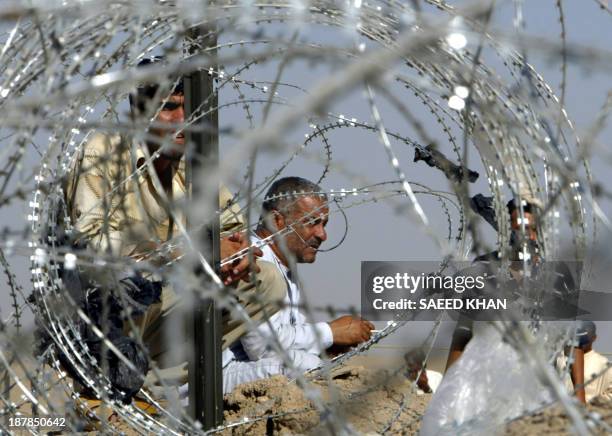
[273,209,286,230]
[262,211,283,231]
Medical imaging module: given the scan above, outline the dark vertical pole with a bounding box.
[184,24,223,428]
[3,357,9,428]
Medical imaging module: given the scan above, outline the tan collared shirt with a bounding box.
[558,349,612,402]
[65,132,244,260]
[584,350,612,402]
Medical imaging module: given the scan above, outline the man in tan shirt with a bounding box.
[64,59,285,405]
[575,321,612,402]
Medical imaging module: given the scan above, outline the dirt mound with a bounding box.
[504,396,612,435]
[222,365,430,435]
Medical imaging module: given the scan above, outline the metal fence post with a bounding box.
[184,24,223,429]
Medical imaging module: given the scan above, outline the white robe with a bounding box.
[221,235,333,394]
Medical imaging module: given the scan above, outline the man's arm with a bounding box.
[241,310,374,361]
[445,333,469,372]
[240,311,334,361]
[445,317,473,372]
[571,347,586,404]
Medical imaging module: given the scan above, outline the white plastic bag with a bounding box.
[420,322,552,435]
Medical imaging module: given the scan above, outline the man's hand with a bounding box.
[407,363,432,393]
[220,232,263,286]
[328,316,374,347]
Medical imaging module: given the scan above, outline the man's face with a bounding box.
[278,196,328,263]
[511,210,537,241]
[148,93,185,159]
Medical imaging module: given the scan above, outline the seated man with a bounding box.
[222,177,374,392]
[61,58,285,406]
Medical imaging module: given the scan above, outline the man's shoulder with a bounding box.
[251,235,278,266]
[588,350,610,367]
[255,260,288,294]
[81,132,130,157]
[259,245,278,266]
[75,132,135,179]
[250,240,288,288]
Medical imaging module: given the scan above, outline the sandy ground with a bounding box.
[5,351,612,435]
[222,365,430,435]
[220,353,612,435]
[504,396,612,436]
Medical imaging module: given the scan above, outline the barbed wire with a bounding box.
[0,0,610,434]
